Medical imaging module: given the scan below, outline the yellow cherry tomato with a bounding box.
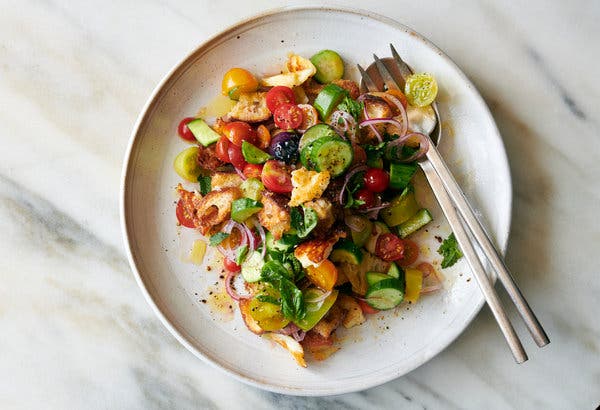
[404,73,438,107]
[248,288,290,331]
[305,260,338,292]
[221,68,259,100]
[173,146,202,182]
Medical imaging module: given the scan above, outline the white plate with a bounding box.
[121,6,511,396]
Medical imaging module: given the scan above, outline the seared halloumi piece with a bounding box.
[227,92,271,123]
[289,168,330,207]
[211,172,243,190]
[257,191,291,240]
[294,231,345,268]
[338,294,366,329]
[261,54,316,88]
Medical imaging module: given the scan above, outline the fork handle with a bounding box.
[424,138,550,348]
[420,160,528,363]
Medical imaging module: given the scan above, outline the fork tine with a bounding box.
[373,53,400,91]
[389,44,413,79]
[357,64,379,92]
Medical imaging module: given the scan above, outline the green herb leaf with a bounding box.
[344,188,366,209]
[256,295,280,305]
[209,232,229,246]
[336,95,363,121]
[437,233,463,268]
[197,175,212,195]
[290,206,318,238]
[259,259,306,321]
[235,245,248,265]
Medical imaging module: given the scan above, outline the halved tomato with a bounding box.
[357,298,380,314]
[297,104,318,130]
[176,199,195,228]
[224,258,241,273]
[227,144,247,169]
[375,233,405,262]
[274,103,303,130]
[305,260,338,291]
[266,86,296,112]
[243,163,263,179]
[397,239,419,267]
[223,121,256,146]
[215,136,231,163]
[261,160,293,193]
[255,124,271,150]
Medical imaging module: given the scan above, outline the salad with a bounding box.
[173,50,460,367]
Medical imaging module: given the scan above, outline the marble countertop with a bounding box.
[1,1,598,408]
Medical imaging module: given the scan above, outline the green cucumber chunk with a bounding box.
[330,240,363,265]
[387,262,403,279]
[241,141,272,164]
[240,178,264,201]
[366,272,392,286]
[295,289,339,331]
[397,208,433,238]
[389,163,417,190]
[314,84,347,120]
[309,137,353,177]
[187,118,221,146]
[241,250,264,283]
[366,278,405,310]
[381,185,420,227]
[310,50,345,84]
[231,198,263,222]
[299,124,340,168]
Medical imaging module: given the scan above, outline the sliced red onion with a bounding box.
[329,110,357,142]
[292,329,306,342]
[421,282,443,294]
[224,271,252,301]
[256,222,267,259]
[235,167,247,180]
[305,289,332,304]
[360,202,390,213]
[359,117,407,138]
[217,220,248,260]
[241,223,256,252]
[339,165,368,205]
[371,92,409,137]
[279,323,300,336]
[360,103,383,143]
[386,132,430,163]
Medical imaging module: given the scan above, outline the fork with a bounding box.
[357,44,549,363]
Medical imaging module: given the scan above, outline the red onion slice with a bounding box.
[224,270,252,301]
[385,132,430,163]
[235,167,247,180]
[329,110,357,142]
[339,165,368,205]
[217,220,248,261]
[256,221,267,259]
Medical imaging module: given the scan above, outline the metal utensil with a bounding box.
[357,44,549,362]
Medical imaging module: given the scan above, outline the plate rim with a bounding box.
[120,5,513,396]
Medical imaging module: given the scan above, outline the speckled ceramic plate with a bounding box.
[121,6,511,396]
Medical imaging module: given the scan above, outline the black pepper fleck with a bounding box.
[201,299,207,303]
[207,266,212,271]
[219,275,224,279]
[236,35,240,39]
[435,236,442,243]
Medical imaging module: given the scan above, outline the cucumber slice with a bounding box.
[241,141,272,164]
[231,198,263,222]
[366,272,391,286]
[397,208,433,238]
[381,185,420,227]
[387,262,403,279]
[241,251,264,283]
[187,118,221,146]
[299,124,340,168]
[365,221,391,254]
[309,137,353,177]
[365,278,405,310]
[314,84,347,120]
[389,163,417,190]
[310,50,344,84]
[330,240,363,265]
[265,231,299,253]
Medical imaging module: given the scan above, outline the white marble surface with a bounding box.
[1,0,598,408]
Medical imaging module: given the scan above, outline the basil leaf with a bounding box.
[279,279,306,321]
[437,233,463,268]
[209,232,229,246]
[291,206,318,239]
[197,175,212,195]
[256,295,280,305]
[235,245,248,265]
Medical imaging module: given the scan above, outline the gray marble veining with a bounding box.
[1,0,598,408]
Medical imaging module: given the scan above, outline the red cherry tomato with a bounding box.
[175,199,195,228]
[224,258,241,273]
[376,233,405,262]
[261,160,293,193]
[273,103,303,130]
[227,145,247,169]
[243,163,263,179]
[354,188,376,209]
[364,168,390,193]
[177,117,196,142]
[397,239,419,267]
[223,121,257,146]
[357,298,380,314]
[215,136,231,163]
[352,145,367,166]
[265,86,296,112]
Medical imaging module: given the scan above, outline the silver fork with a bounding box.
[358,44,549,363]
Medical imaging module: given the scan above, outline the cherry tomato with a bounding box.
[397,239,419,267]
[352,145,367,166]
[274,103,303,130]
[354,188,376,209]
[223,121,257,146]
[256,124,271,150]
[357,298,380,314]
[364,168,390,193]
[305,260,338,291]
[261,160,293,193]
[297,104,319,130]
[215,136,231,163]
[265,86,296,112]
[177,117,196,142]
[376,233,405,262]
[227,145,247,169]
[221,68,258,100]
[243,163,263,179]
[224,258,241,273]
[175,199,195,228]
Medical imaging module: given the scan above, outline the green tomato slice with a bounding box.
[404,73,438,107]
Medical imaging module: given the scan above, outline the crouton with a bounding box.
[303,198,335,237]
[312,304,344,339]
[360,94,393,143]
[263,333,307,368]
[193,187,241,235]
[257,191,291,240]
[289,168,330,207]
[338,295,366,329]
[211,172,243,190]
[261,54,316,88]
[238,299,264,335]
[294,230,346,268]
[332,79,360,99]
[227,92,271,123]
[196,144,226,172]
